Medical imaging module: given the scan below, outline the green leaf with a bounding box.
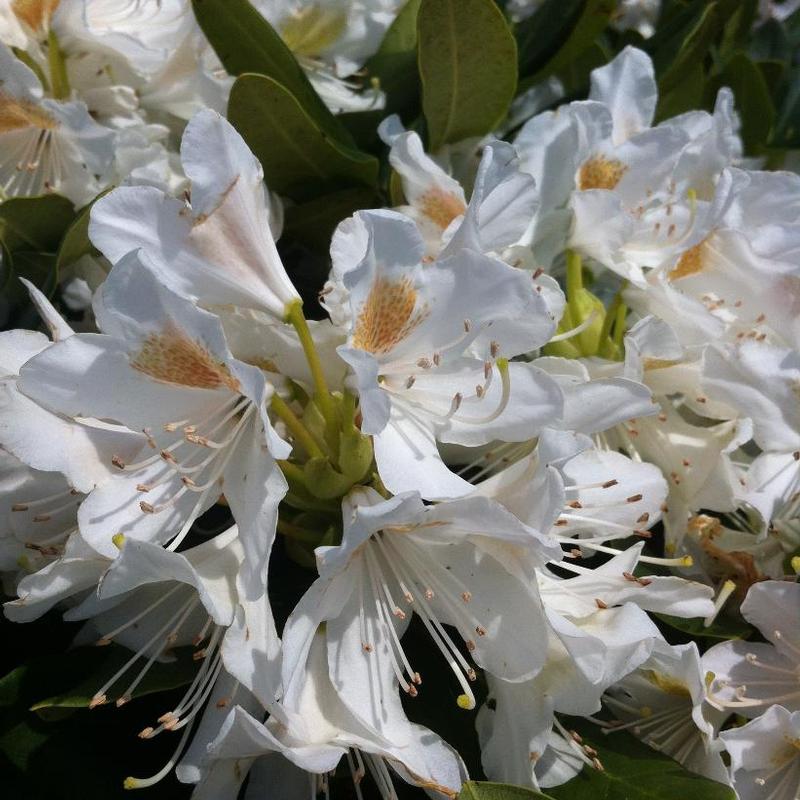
[365,0,422,117]
[546,717,736,800]
[0,194,75,253]
[717,53,776,153]
[29,645,197,710]
[191,0,354,147]
[227,73,379,201]
[0,194,76,317]
[0,645,192,798]
[656,3,719,119]
[655,611,753,642]
[417,0,517,151]
[748,17,792,63]
[772,64,800,148]
[283,185,380,253]
[460,781,555,799]
[55,191,109,274]
[717,0,758,61]
[516,0,614,87]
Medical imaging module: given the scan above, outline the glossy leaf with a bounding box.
[0,648,191,799]
[29,645,197,709]
[655,611,753,642]
[516,0,614,87]
[772,65,800,148]
[0,195,75,319]
[418,0,517,150]
[55,192,109,274]
[228,73,379,201]
[546,717,736,800]
[460,781,555,799]
[656,3,718,119]
[0,194,75,253]
[283,185,380,253]
[365,0,422,117]
[191,0,355,147]
[718,54,776,153]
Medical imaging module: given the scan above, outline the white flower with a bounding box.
[335,209,562,499]
[603,642,730,784]
[477,603,662,790]
[473,428,666,550]
[0,279,141,596]
[192,626,466,799]
[514,48,739,282]
[17,250,289,597]
[720,705,800,800]
[379,116,538,260]
[626,168,800,350]
[0,42,115,202]
[255,0,401,113]
[89,110,301,321]
[704,580,800,717]
[281,488,560,745]
[702,340,800,555]
[477,541,713,790]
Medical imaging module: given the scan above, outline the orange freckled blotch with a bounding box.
[669,238,708,280]
[131,325,241,392]
[419,187,466,229]
[578,154,628,190]
[352,276,429,354]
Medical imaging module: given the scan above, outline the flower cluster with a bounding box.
[1,3,799,799]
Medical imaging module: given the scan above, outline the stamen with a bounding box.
[703,580,736,627]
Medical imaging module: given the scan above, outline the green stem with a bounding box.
[613,300,628,348]
[342,390,357,428]
[277,459,307,486]
[47,30,70,100]
[598,288,623,349]
[286,301,336,429]
[270,394,325,459]
[565,249,584,329]
[277,518,322,544]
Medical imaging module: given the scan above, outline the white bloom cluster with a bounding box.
[0,0,396,205]
[0,5,798,799]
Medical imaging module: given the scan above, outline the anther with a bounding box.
[602,480,618,488]
[405,375,416,389]
[11,503,28,512]
[417,358,432,369]
[595,598,608,609]
[626,494,642,503]
[112,455,126,469]
[433,352,441,366]
[463,319,472,332]
[140,501,156,514]
[490,341,500,358]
